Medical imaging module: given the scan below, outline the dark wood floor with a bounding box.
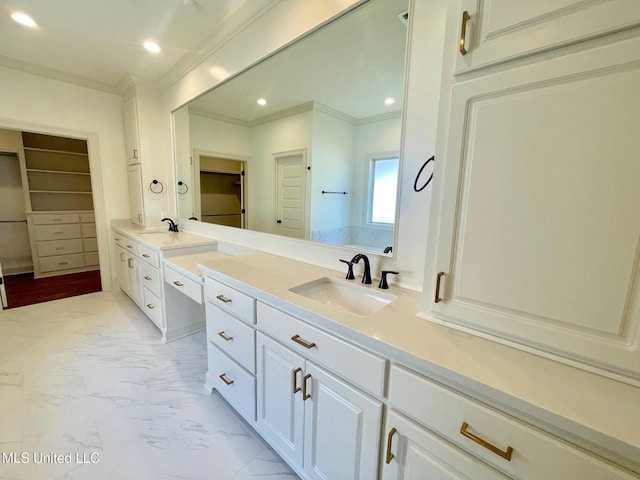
[4,270,102,308]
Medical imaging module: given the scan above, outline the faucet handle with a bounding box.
[378,270,399,289]
[339,259,355,280]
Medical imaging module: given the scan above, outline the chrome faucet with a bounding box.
[161,218,179,232]
[350,253,372,284]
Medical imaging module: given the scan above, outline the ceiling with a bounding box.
[187,0,408,122]
[0,0,278,91]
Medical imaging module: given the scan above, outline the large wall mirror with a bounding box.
[172,0,408,255]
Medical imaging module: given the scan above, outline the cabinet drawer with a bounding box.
[81,223,96,237]
[388,365,635,480]
[142,263,161,297]
[36,239,83,257]
[39,253,85,273]
[139,244,159,268]
[165,267,202,304]
[84,252,99,267]
[143,287,163,329]
[208,342,256,422]
[206,302,256,373]
[118,240,139,257]
[80,213,95,223]
[32,214,79,225]
[204,277,255,324]
[83,237,98,252]
[257,302,385,397]
[33,224,81,241]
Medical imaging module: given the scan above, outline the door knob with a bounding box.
[276,220,282,224]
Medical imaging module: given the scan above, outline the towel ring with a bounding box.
[413,156,434,192]
[150,179,164,194]
[177,181,189,195]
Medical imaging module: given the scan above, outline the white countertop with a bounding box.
[197,252,640,472]
[164,251,231,281]
[112,220,217,251]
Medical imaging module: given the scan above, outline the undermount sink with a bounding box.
[289,277,396,317]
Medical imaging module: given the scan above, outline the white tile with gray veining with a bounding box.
[0,291,298,480]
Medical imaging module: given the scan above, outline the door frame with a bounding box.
[0,118,111,293]
[272,148,309,238]
[193,149,249,228]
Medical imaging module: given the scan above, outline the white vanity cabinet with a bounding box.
[454,0,640,73]
[113,234,152,321]
[385,365,637,480]
[256,303,383,480]
[424,4,640,381]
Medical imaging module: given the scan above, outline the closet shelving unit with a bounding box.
[21,132,99,278]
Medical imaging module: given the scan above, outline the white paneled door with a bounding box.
[275,152,307,239]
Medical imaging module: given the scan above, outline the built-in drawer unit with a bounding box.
[143,287,163,329]
[82,238,98,251]
[142,262,161,297]
[165,267,202,304]
[257,302,385,397]
[204,277,255,324]
[32,214,79,225]
[139,244,159,268]
[84,252,99,266]
[206,302,256,373]
[388,365,636,480]
[80,213,95,223]
[33,224,82,241]
[207,342,256,422]
[81,223,96,238]
[118,240,140,257]
[39,253,85,273]
[36,238,83,257]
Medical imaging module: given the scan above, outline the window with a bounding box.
[368,157,399,224]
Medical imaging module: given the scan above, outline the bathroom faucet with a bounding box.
[350,253,372,284]
[161,218,179,232]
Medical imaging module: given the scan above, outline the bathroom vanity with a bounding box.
[197,252,640,480]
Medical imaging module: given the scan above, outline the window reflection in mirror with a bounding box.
[172,0,408,256]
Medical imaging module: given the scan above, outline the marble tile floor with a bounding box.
[0,291,298,480]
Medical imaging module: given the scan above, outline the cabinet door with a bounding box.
[123,97,140,165]
[125,253,142,306]
[256,333,305,469]
[127,164,145,226]
[382,410,508,480]
[430,35,640,379]
[303,362,382,480]
[115,244,129,293]
[455,0,640,73]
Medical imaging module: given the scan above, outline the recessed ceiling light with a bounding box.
[143,41,162,54]
[11,11,38,28]
[384,97,395,105]
[257,98,267,106]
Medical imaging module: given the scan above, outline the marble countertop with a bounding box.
[111,220,217,251]
[164,251,231,282]
[197,252,640,472]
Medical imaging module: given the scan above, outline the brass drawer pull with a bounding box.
[142,254,150,258]
[173,281,184,287]
[292,367,302,394]
[385,427,397,464]
[459,10,471,55]
[219,373,234,386]
[144,276,152,281]
[53,231,64,235]
[126,244,133,248]
[434,271,445,303]
[58,262,68,266]
[217,331,233,342]
[51,218,63,222]
[55,247,65,251]
[120,253,125,262]
[460,422,514,461]
[216,294,232,303]
[291,334,316,349]
[302,373,312,400]
[128,258,134,269]
[146,304,155,309]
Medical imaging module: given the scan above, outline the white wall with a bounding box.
[0,66,130,289]
[310,109,356,239]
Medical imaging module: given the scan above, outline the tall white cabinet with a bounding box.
[422,1,640,382]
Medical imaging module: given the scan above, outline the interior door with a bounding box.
[275,153,306,239]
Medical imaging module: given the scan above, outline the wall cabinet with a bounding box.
[123,97,140,165]
[424,3,640,382]
[455,0,640,73]
[256,332,382,480]
[127,164,145,226]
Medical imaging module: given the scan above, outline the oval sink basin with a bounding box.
[289,277,396,317]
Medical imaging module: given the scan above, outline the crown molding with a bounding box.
[356,110,402,125]
[188,107,251,127]
[0,55,120,95]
